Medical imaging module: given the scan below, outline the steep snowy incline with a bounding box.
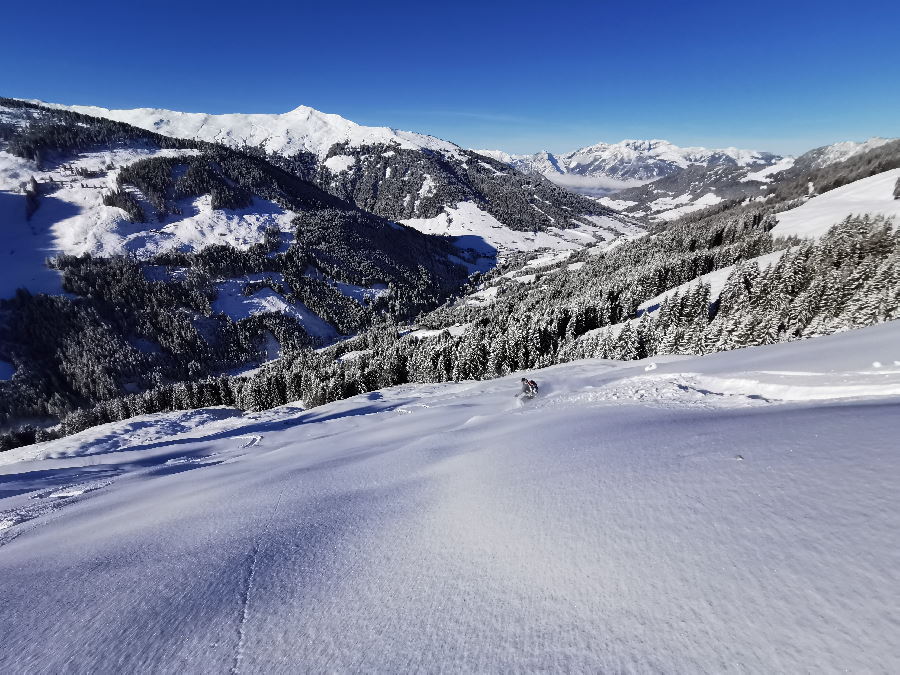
[1,322,899,672]
[771,167,900,239]
[400,202,638,256]
[34,101,460,159]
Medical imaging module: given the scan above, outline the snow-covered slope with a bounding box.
[1,322,899,671]
[400,202,641,256]
[637,249,789,315]
[0,147,273,297]
[598,162,770,221]
[34,101,460,159]
[771,168,900,239]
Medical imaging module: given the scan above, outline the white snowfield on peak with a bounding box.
[1,321,899,672]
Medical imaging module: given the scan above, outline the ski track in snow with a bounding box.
[0,322,899,671]
[232,471,287,675]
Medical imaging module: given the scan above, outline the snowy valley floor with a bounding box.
[1,322,900,672]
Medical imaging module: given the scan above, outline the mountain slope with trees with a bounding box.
[1,100,898,452]
[0,99,472,441]
[34,100,631,248]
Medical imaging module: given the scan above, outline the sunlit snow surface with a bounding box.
[1,322,899,671]
[0,148,296,298]
[401,201,639,256]
[212,275,337,340]
[772,168,900,239]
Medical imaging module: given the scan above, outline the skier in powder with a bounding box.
[517,377,539,399]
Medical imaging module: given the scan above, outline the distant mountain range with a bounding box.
[474,140,784,196]
[477,136,898,221]
[36,99,894,224]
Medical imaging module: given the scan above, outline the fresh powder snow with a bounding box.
[1,321,899,671]
[771,168,900,239]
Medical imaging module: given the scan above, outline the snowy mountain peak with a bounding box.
[28,99,461,159]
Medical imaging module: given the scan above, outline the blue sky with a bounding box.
[4,0,898,155]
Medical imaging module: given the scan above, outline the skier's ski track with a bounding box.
[231,470,287,675]
[237,435,262,448]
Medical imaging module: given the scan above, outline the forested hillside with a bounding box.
[0,100,470,441]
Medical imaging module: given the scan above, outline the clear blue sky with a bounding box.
[4,0,899,155]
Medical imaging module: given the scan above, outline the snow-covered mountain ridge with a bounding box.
[475,139,784,191]
[30,100,460,159]
[479,136,898,220]
[1,322,899,671]
[27,99,632,248]
[794,136,897,171]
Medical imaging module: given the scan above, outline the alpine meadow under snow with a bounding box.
[0,90,899,673]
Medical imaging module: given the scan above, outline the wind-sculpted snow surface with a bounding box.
[1,322,900,671]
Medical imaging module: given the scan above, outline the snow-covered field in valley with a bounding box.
[1,321,899,672]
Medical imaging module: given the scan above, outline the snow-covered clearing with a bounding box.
[772,168,900,239]
[0,147,295,298]
[1,321,899,671]
[742,156,795,182]
[405,323,471,340]
[652,191,723,221]
[333,280,388,304]
[212,275,337,340]
[400,201,635,258]
[322,154,356,173]
[463,285,499,305]
[638,250,788,313]
[596,196,638,211]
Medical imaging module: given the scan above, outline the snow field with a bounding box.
[771,168,900,240]
[401,202,636,257]
[212,275,337,340]
[652,191,723,221]
[0,322,899,671]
